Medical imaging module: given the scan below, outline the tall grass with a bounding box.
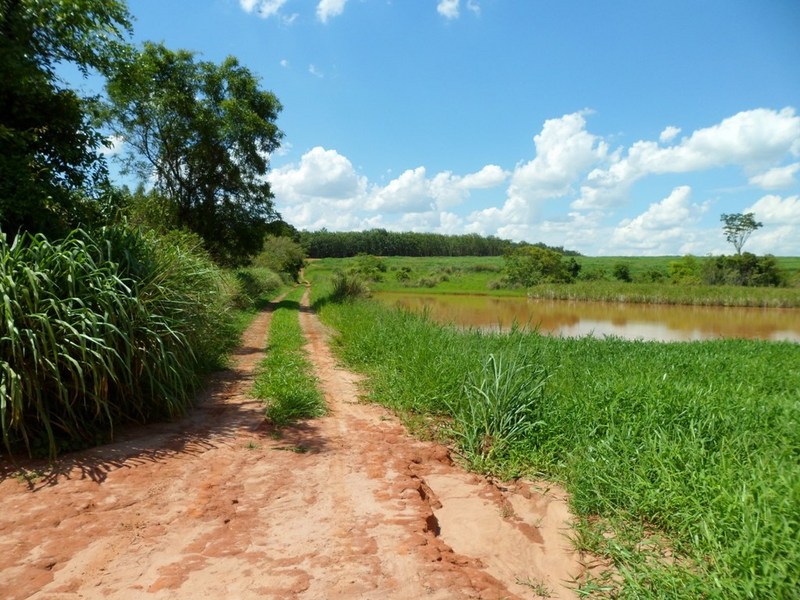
[253,287,326,426]
[315,295,800,598]
[0,227,235,457]
[527,280,800,307]
[445,351,547,471]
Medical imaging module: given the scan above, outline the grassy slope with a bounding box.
[308,262,800,598]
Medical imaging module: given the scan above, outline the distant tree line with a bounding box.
[298,229,581,258]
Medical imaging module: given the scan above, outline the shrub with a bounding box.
[612,262,632,282]
[702,253,787,287]
[350,253,387,282]
[330,270,370,302]
[669,255,702,285]
[504,246,577,286]
[252,236,306,282]
[395,266,412,282]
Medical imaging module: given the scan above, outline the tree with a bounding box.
[105,42,283,265]
[0,0,132,238]
[720,212,762,255]
[503,246,577,287]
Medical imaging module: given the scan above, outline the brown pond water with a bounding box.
[374,292,800,342]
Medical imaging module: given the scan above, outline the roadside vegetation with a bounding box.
[0,0,299,458]
[310,267,799,598]
[253,286,326,426]
[0,227,280,457]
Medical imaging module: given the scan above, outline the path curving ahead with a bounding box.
[0,286,588,599]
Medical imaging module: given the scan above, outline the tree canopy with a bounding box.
[105,42,283,265]
[0,0,132,238]
[721,212,762,255]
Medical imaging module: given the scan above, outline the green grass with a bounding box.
[253,286,326,426]
[526,280,800,307]
[311,276,800,598]
[0,227,244,458]
[311,256,800,307]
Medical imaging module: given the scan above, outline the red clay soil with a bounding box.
[0,287,591,599]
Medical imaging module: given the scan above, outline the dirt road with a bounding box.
[0,288,588,599]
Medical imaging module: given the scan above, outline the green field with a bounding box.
[306,259,800,598]
[313,255,800,307]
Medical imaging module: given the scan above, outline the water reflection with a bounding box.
[374,292,800,342]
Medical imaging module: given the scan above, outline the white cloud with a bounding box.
[280,58,289,68]
[575,107,800,210]
[239,0,288,19]
[460,164,508,188]
[469,112,608,234]
[741,195,800,254]
[366,164,508,213]
[746,194,800,225]
[466,0,481,15]
[317,0,347,23]
[512,112,608,197]
[367,167,433,213]
[608,186,710,254]
[748,163,800,189]
[308,64,324,78]
[269,146,367,203]
[437,0,460,19]
[659,126,681,143]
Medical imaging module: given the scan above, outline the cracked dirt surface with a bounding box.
[0,287,587,599]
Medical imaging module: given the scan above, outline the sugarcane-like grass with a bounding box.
[253,286,326,426]
[0,227,240,458]
[315,291,800,598]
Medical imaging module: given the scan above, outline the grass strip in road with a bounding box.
[314,294,800,599]
[253,287,326,427]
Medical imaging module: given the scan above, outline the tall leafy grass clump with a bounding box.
[315,292,800,598]
[253,287,326,426]
[445,352,547,471]
[329,270,371,302]
[0,227,234,457]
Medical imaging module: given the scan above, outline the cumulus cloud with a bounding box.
[741,195,800,254]
[269,147,506,230]
[575,107,800,210]
[467,112,608,235]
[608,186,710,254]
[366,164,509,213]
[748,163,800,189]
[746,194,800,225]
[269,146,367,203]
[460,164,508,188]
[317,0,347,23]
[367,167,433,213]
[511,112,608,198]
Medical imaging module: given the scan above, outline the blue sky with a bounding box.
[107,0,800,255]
